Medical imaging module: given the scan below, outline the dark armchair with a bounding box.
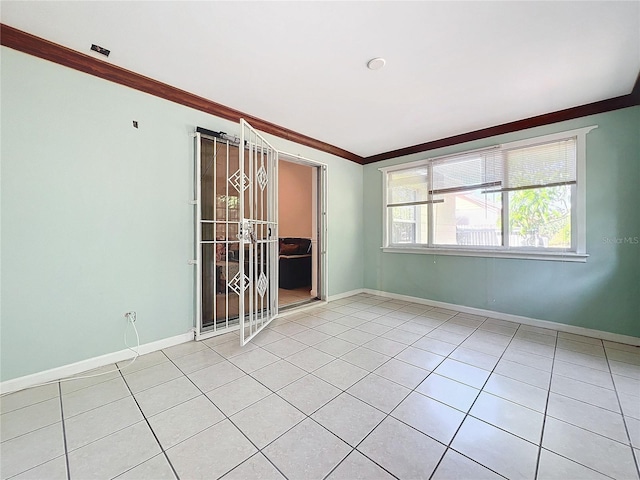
[279,238,312,289]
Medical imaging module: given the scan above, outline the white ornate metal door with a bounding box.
[238,119,279,345]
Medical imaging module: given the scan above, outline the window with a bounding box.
[381,126,596,261]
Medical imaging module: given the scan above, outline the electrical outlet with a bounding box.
[124,311,137,323]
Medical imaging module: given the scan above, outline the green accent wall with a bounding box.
[364,106,640,338]
[0,47,363,382]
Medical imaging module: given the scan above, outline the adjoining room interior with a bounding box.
[1,2,639,480]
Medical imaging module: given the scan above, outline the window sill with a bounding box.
[381,246,589,263]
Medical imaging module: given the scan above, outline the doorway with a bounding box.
[277,153,327,310]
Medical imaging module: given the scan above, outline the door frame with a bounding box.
[278,151,328,304]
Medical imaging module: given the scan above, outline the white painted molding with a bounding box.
[327,289,365,302]
[1,331,194,395]
[362,289,640,346]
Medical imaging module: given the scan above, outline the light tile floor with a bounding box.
[2,293,640,479]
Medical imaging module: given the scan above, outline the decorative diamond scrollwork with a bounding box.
[228,271,250,296]
[256,166,268,191]
[228,169,250,192]
[256,271,268,298]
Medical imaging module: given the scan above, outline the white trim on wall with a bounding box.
[1,331,194,395]
[362,289,640,346]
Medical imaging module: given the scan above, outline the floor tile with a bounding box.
[251,359,306,391]
[326,450,395,480]
[413,337,457,356]
[116,351,168,374]
[542,416,639,479]
[553,359,614,389]
[396,346,445,371]
[187,360,245,392]
[10,455,67,480]
[134,375,200,417]
[336,328,377,345]
[508,339,554,358]
[469,392,544,444]
[391,392,465,444]
[603,341,640,354]
[451,416,538,479]
[536,448,611,480]
[263,418,351,480]
[315,337,359,357]
[162,340,207,360]
[434,358,490,389]
[220,453,285,480]
[627,416,640,448]
[270,321,309,336]
[206,375,271,416]
[0,422,64,479]
[373,358,430,389]
[397,320,436,335]
[550,375,620,412]
[547,392,629,444]
[347,374,411,413]
[363,337,407,356]
[170,348,224,374]
[262,338,308,358]
[201,331,239,348]
[210,338,259,358]
[558,331,602,346]
[68,421,161,479]
[358,416,446,480]
[0,397,61,442]
[62,376,130,417]
[231,394,305,449]
[285,347,334,372]
[426,328,469,345]
[557,338,605,357]
[335,315,370,328]
[64,395,143,451]
[620,391,640,419]
[0,384,59,415]
[60,365,122,395]
[356,322,393,336]
[123,361,183,393]
[276,374,340,415]
[514,329,557,346]
[314,359,369,390]
[613,374,640,397]
[115,453,177,479]
[147,395,224,450]
[417,373,480,413]
[314,322,352,336]
[609,359,640,380]
[380,327,423,345]
[493,358,551,389]
[166,419,257,479]
[484,373,548,412]
[229,348,280,373]
[290,328,332,346]
[438,321,476,336]
[341,347,391,371]
[247,328,287,346]
[431,449,503,480]
[311,393,385,446]
[554,348,609,372]
[449,347,499,371]
[501,348,553,372]
[460,337,508,357]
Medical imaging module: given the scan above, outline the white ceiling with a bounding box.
[2,1,639,158]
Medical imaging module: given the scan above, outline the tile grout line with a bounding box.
[117,366,181,480]
[532,326,558,480]
[602,344,640,478]
[58,382,71,480]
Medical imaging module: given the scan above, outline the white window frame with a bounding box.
[380,126,597,262]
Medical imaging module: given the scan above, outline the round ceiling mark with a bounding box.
[367,57,386,70]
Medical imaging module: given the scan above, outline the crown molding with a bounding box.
[363,83,640,164]
[0,24,364,164]
[2,23,638,167]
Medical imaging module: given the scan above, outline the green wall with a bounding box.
[364,106,640,337]
[0,47,363,382]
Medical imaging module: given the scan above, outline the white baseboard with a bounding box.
[362,289,640,346]
[327,289,365,302]
[1,331,194,395]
